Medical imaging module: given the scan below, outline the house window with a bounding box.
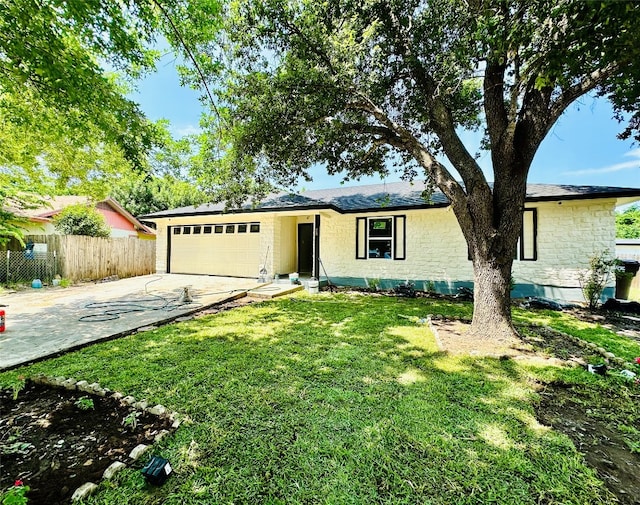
[193,226,202,234]
[183,226,191,235]
[173,227,181,235]
[203,226,212,234]
[250,223,260,233]
[238,224,247,233]
[214,225,223,234]
[356,216,406,260]
[226,225,235,233]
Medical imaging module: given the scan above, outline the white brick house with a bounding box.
[141,182,640,302]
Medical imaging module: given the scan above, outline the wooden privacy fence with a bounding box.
[4,235,155,282]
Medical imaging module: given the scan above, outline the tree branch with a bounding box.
[385,7,486,193]
[548,62,620,125]
[345,95,466,205]
[280,18,336,75]
[483,58,509,150]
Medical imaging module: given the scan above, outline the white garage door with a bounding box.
[169,222,262,277]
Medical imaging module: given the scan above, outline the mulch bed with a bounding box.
[0,382,173,505]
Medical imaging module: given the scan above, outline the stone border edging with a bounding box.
[537,325,632,368]
[30,374,182,502]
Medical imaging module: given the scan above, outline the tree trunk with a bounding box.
[469,256,517,341]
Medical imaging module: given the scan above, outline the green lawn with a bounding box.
[2,293,635,504]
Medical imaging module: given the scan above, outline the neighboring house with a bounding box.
[616,238,640,259]
[141,182,640,302]
[18,196,155,239]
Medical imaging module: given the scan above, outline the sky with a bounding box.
[131,51,640,192]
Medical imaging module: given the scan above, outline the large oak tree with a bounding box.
[180,0,640,339]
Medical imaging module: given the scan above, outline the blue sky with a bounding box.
[132,52,640,192]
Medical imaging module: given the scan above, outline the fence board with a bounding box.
[3,235,155,282]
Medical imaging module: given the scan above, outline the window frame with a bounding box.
[356,215,406,261]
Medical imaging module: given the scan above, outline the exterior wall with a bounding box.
[319,207,471,291]
[96,202,136,235]
[512,200,616,301]
[22,221,55,235]
[320,198,617,302]
[149,198,617,303]
[616,239,640,258]
[110,228,138,239]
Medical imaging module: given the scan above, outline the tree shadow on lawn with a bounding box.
[2,295,618,504]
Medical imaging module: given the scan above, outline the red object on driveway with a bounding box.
[0,309,5,332]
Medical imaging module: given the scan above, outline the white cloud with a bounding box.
[172,125,202,137]
[563,148,640,176]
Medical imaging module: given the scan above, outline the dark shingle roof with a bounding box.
[141,181,640,219]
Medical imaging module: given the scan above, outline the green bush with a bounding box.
[53,204,110,238]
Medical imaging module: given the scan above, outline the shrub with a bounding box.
[578,250,615,310]
[53,204,110,238]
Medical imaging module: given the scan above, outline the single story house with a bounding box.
[18,196,155,239]
[141,182,640,302]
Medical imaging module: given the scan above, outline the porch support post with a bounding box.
[314,214,320,279]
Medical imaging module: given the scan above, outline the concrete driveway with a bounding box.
[0,274,261,371]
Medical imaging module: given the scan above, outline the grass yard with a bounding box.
[2,293,638,504]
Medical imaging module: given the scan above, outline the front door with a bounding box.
[298,223,313,274]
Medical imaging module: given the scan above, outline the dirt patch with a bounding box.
[195,295,259,316]
[0,382,174,505]
[429,317,530,357]
[537,384,640,505]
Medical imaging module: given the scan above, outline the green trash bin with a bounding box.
[614,259,639,300]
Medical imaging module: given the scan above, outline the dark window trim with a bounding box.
[166,226,172,273]
[466,209,538,262]
[519,208,538,261]
[356,217,367,259]
[394,215,406,260]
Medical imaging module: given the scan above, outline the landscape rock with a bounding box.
[62,378,78,390]
[71,482,98,501]
[148,404,167,416]
[103,461,127,480]
[121,395,136,405]
[129,444,150,461]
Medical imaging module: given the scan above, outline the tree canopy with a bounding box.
[616,206,640,239]
[0,0,173,167]
[0,0,223,241]
[174,0,640,337]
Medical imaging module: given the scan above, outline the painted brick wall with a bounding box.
[512,199,616,300]
[150,197,616,302]
[155,222,168,273]
[319,207,471,287]
[320,198,617,301]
